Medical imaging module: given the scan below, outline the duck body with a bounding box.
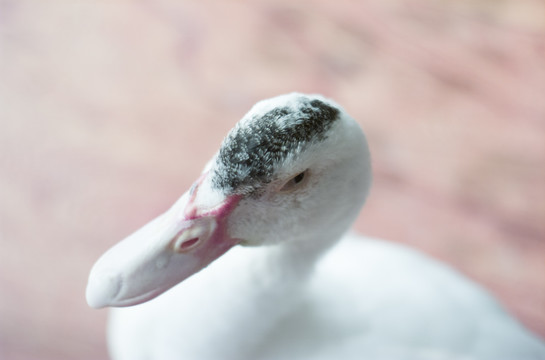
[87,93,545,360]
[108,234,545,360]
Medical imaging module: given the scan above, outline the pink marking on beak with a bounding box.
[184,171,211,219]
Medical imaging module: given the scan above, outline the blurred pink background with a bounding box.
[1,1,544,359]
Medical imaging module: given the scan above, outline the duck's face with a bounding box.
[86,94,371,309]
[210,94,371,247]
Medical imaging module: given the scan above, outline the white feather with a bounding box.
[104,93,545,360]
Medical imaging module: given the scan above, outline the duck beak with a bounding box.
[85,175,241,308]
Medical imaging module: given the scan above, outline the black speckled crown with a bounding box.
[211,95,340,195]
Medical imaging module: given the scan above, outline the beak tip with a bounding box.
[86,270,121,309]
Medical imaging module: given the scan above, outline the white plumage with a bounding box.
[87,93,545,360]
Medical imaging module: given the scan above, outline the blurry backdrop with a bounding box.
[0,0,544,359]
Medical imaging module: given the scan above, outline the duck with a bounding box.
[86,93,545,360]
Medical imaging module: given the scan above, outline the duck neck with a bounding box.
[174,231,338,358]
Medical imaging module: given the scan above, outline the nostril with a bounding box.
[172,218,216,253]
[175,237,200,252]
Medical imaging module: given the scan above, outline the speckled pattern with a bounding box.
[212,95,339,195]
[0,0,544,359]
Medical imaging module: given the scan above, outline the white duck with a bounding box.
[87,93,545,360]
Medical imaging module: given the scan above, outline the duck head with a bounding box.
[86,93,371,308]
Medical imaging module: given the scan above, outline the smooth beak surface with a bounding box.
[86,177,241,308]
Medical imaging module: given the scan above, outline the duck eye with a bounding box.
[293,172,305,184]
[279,170,309,192]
